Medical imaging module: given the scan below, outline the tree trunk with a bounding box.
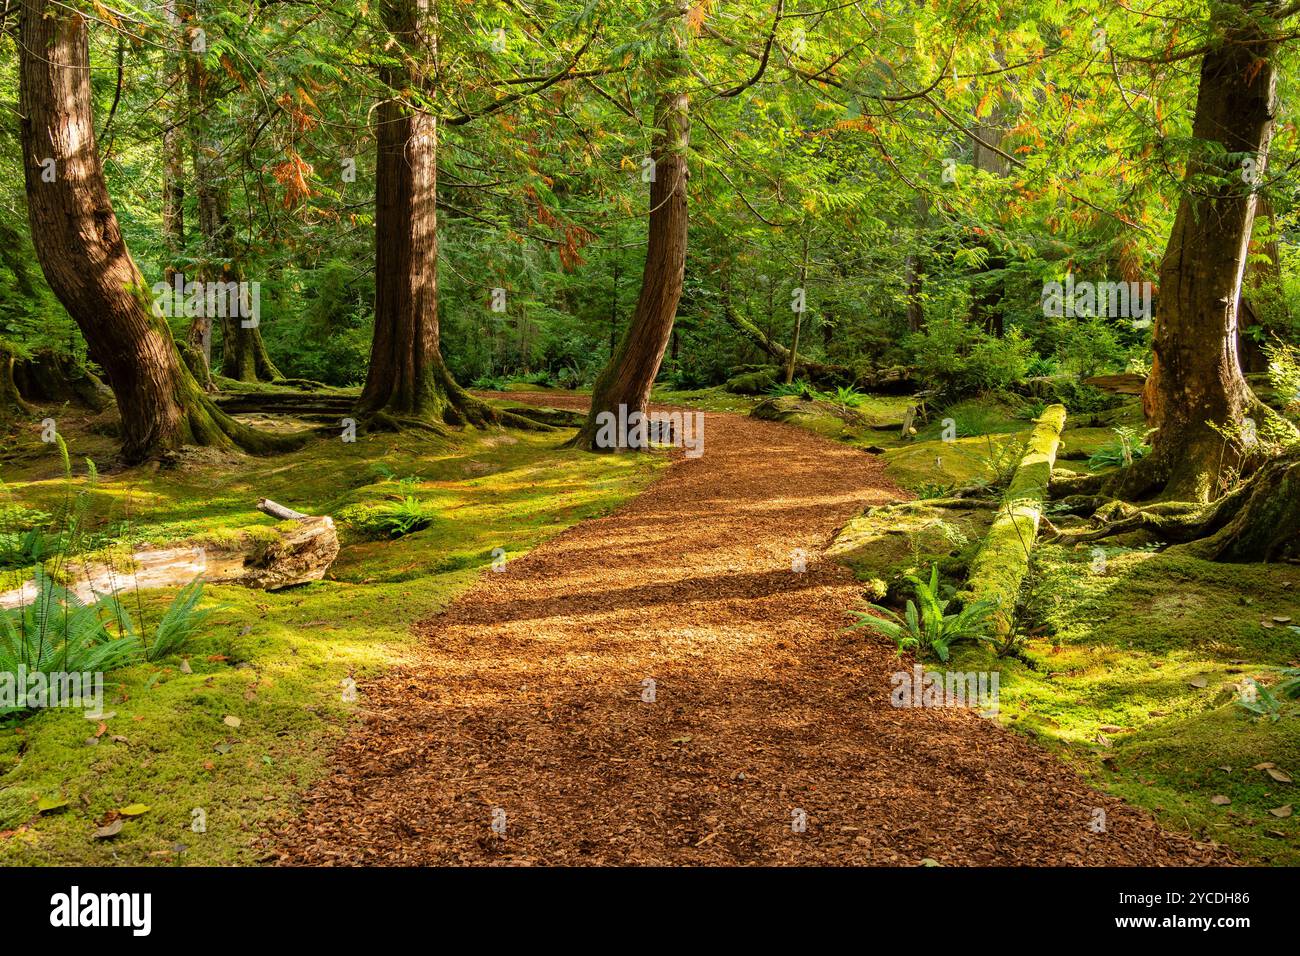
[1236,194,1280,374]
[904,195,927,333]
[11,349,112,411]
[967,49,1010,336]
[1132,0,1283,502]
[164,0,216,393]
[572,2,690,451]
[185,3,280,385]
[783,230,810,384]
[18,0,293,462]
[357,0,498,429]
[1056,446,1300,563]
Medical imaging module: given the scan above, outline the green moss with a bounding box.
[828,503,989,599]
[724,369,777,395]
[649,386,757,413]
[882,433,1027,491]
[0,425,662,864]
[948,544,1300,864]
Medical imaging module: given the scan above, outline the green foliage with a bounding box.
[849,563,996,662]
[0,569,140,715]
[131,578,217,663]
[1087,425,1151,471]
[830,385,866,407]
[261,262,373,387]
[767,379,820,400]
[1267,341,1300,412]
[0,527,56,570]
[1024,377,1121,414]
[905,320,1032,400]
[0,569,214,715]
[364,496,436,539]
[1036,315,1131,378]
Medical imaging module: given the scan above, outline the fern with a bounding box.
[848,564,996,662]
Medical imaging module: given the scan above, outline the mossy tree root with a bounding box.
[181,382,309,456]
[1046,501,1213,546]
[1049,448,1300,562]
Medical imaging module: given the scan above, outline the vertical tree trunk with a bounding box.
[783,229,810,384]
[572,2,690,451]
[357,0,497,428]
[163,0,215,392]
[609,259,621,355]
[968,49,1009,336]
[1128,0,1283,501]
[18,0,290,461]
[185,1,279,385]
[904,196,927,333]
[1236,194,1280,374]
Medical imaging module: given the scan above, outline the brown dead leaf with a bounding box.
[1268,805,1293,818]
[1210,795,1231,806]
[93,819,123,839]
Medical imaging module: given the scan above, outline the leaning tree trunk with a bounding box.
[185,3,280,385]
[572,2,690,451]
[356,0,499,430]
[1124,0,1284,502]
[18,0,294,462]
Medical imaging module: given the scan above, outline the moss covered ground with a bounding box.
[951,546,1300,865]
[817,390,1300,865]
[0,405,662,864]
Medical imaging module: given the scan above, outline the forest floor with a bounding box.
[274,392,1228,865]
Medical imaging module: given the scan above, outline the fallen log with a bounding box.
[0,499,339,610]
[963,404,1067,641]
[719,305,916,392]
[501,405,586,428]
[1082,372,1146,395]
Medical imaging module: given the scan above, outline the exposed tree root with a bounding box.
[1047,447,1300,561]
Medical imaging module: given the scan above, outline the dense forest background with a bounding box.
[2,0,1293,410]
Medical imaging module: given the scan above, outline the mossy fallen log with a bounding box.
[0,500,339,610]
[963,404,1067,639]
[500,405,585,428]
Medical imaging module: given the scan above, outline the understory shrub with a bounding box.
[905,319,1031,400]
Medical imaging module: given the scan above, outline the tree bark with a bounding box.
[357,0,500,430]
[571,2,690,451]
[572,9,691,452]
[965,405,1067,642]
[18,0,294,462]
[783,229,810,384]
[1236,194,1280,374]
[1131,0,1283,502]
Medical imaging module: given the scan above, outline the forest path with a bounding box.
[275,395,1226,865]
